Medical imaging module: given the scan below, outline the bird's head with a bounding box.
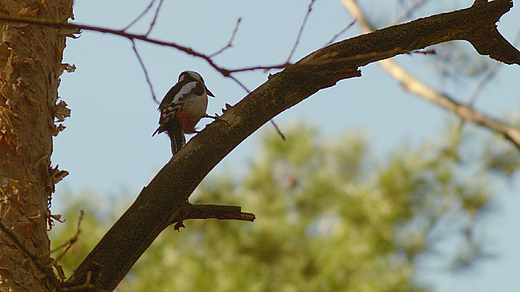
[178,71,215,97]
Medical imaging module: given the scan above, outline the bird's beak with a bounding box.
[206,87,215,97]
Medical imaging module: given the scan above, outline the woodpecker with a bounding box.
[153,71,214,155]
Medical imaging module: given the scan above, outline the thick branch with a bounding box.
[64,1,519,291]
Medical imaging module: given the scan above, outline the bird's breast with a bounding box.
[177,93,208,133]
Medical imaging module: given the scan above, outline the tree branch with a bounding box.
[343,0,520,149]
[0,15,287,79]
[58,1,518,290]
[169,203,255,230]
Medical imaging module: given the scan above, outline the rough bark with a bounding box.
[0,0,72,291]
[64,0,519,291]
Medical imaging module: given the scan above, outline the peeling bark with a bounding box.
[0,0,73,291]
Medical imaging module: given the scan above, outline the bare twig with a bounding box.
[341,0,375,31]
[146,0,164,36]
[132,40,158,103]
[221,66,286,140]
[393,0,428,24]
[51,210,84,265]
[467,61,501,107]
[229,74,251,93]
[325,19,356,46]
[210,18,243,57]
[287,0,317,63]
[123,0,158,31]
[271,120,286,140]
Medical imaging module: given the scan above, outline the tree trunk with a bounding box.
[0,0,72,291]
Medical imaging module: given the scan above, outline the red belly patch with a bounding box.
[177,111,197,133]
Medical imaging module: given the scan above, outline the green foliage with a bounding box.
[50,123,514,292]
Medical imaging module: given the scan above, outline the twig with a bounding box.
[146,0,164,36]
[222,68,285,140]
[51,210,84,265]
[393,0,428,24]
[210,18,242,58]
[224,72,285,140]
[467,61,501,107]
[287,0,317,63]
[229,74,250,93]
[341,0,374,32]
[132,40,158,103]
[123,0,158,31]
[271,120,286,140]
[325,19,356,46]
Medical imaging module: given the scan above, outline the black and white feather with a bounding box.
[153,71,214,155]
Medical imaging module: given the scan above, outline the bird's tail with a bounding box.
[169,129,186,156]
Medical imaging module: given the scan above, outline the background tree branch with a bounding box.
[60,1,519,290]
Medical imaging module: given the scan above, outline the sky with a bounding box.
[52,0,520,291]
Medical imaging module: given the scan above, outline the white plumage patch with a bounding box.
[173,81,198,103]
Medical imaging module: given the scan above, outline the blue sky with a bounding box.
[53,0,520,291]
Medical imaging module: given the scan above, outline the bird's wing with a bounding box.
[159,81,199,110]
[153,81,200,136]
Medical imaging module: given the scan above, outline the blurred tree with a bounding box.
[51,122,515,291]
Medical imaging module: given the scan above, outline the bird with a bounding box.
[153,71,214,155]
